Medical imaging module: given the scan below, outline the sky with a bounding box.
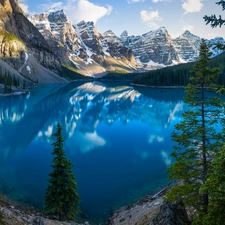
[18,0,225,39]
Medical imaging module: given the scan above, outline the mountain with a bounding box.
[120,27,180,69]
[28,10,138,76]
[0,0,67,86]
[121,28,225,67]
[0,2,224,88]
[172,30,224,61]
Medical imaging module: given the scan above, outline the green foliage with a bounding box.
[101,71,137,80]
[203,1,225,51]
[133,63,191,86]
[199,145,225,225]
[203,1,225,28]
[133,50,225,87]
[45,123,80,221]
[0,211,4,225]
[0,31,24,45]
[165,40,224,220]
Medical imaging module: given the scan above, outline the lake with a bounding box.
[0,81,186,223]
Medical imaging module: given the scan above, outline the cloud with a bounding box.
[18,0,29,13]
[182,0,203,14]
[152,0,172,2]
[127,0,145,3]
[182,24,194,32]
[149,135,164,143]
[140,9,162,28]
[161,151,172,165]
[77,131,106,154]
[39,0,112,25]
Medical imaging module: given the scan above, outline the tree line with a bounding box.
[133,52,225,87]
[0,69,20,93]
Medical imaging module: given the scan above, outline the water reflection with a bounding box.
[0,81,185,222]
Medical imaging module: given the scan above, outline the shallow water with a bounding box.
[0,81,185,222]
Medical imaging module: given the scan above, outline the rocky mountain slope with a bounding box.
[172,30,224,61]
[121,27,179,69]
[0,1,224,85]
[29,9,225,74]
[0,0,67,87]
[29,10,138,76]
[121,28,225,67]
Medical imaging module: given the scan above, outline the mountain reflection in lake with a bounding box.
[0,81,185,223]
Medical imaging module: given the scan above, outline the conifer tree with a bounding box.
[204,1,225,50]
[199,144,225,225]
[165,39,223,222]
[204,1,225,28]
[45,123,80,221]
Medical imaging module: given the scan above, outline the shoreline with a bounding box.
[0,184,172,225]
[108,183,173,225]
[130,83,185,89]
[0,90,29,97]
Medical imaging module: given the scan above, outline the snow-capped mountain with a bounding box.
[28,10,138,76]
[172,30,201,62]
[28,9,225,76]
[121,29,225,67]
[120,27,180,69]
[172,30,225,61]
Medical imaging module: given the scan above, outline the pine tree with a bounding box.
[165,39,223,222]
[204,1,225,50]
[204,1,225,28]
[45,123,80,221]
[199,145,225,225]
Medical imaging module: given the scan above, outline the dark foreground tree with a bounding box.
[204,1,225,28]
[204,1,225,50]
[199,144,225,225]
[45,123,80,221]
[165,39,223,223]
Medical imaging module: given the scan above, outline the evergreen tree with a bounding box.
[204,1,225,28]
[45,123,80,221]
[199,145,225,225]
[165,39,223,223]
[204,1,225,50]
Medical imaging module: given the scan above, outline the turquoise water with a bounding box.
[0,81,185,222]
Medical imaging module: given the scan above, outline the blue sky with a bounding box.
[19,0,224,39]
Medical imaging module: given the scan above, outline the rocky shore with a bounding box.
[108,188,167,225]
[0,197,90,225]
[0,184,183,225]
[0,188,167,225]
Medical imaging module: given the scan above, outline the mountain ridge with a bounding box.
[29,9,225,74]
[0,1,224,90]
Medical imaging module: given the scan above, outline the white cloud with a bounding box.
[18,0,29,13]
[182,0,203,14]
[140,9,162,28]
[127,0,145,3]
[149,135,164,143]
[39,0,112,25]
[161,151,172,165]
[182,24,194,32]
[78,131,106,154]
[152,0,172,2]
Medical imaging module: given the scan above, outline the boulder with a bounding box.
[151,201,190,225]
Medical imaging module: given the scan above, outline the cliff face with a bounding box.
[0,0,224,82]
[121,27,180,69]
[28,10,139,76]
[0,0,66,84]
